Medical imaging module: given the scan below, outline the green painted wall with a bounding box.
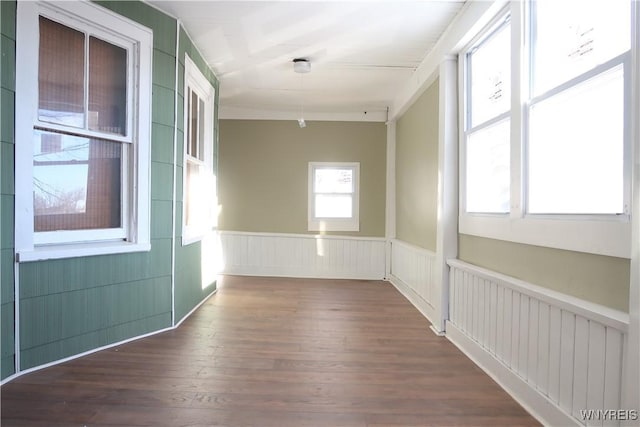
[458,234,631,312]
[1,0,16,380]
[218,120,387,237]
[395,79,439,251]
[173,27,219,322]
[17,1,177,371]
[0,1,220,376]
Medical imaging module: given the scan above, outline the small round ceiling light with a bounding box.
[293,58,311,73]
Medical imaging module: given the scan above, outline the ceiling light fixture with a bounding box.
[293,58,310,128]
[293,57,311,73]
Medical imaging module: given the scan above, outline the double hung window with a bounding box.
[15,1,152,260]
[308,162,360,232]
[460,1,633,257]
[183,56,216,244]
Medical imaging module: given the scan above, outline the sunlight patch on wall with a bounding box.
[201,232,224,289]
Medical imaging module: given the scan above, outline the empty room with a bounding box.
[1,0,639,425]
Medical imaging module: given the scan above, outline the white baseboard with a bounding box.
[388,273,437,327]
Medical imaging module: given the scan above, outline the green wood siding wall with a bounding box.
[17,1,177,371]
[174,27,219,322]
[0,1,220,376]
[1,0,16,380]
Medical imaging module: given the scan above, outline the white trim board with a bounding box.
[624,0,640,415]
[219,106,387,122]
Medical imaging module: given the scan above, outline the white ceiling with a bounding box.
[148,1,467,120]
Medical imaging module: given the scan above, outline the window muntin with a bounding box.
[183,56,216,245]
[464,15,511,214]
[308,163,359,232]
[15,0,152,260]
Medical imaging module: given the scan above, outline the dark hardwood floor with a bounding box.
[1,276,540,426]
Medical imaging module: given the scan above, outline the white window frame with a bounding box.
[15,0,152,261]
[308,162,360,232]
[182,55,216,246]
[458,1,634,259]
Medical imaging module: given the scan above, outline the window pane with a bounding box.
[198,98,205,160]
[34,130,122,231]
[466,119,510,213]
[185,160,215,229]
[528,66,624,214]
[469,21,511,127]
[89,36,127,135]
[314,168,353,193]
[38,17,85,128]
[189,91,198,158]
[315,194,352,218]
[186,161,203,227]
[533,0,630,95]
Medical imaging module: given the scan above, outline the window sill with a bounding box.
[17,241,151,263]
[459,213,631,258]
[182,225,217,246]
[182,233,205,246]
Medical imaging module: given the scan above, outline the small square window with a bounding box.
[308,162,359,232]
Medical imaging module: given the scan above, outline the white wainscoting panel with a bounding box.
[219,231,386,280]
[447,259,630,427]
[388,239,438,325]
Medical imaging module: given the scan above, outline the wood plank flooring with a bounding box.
[1,276,540,426]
